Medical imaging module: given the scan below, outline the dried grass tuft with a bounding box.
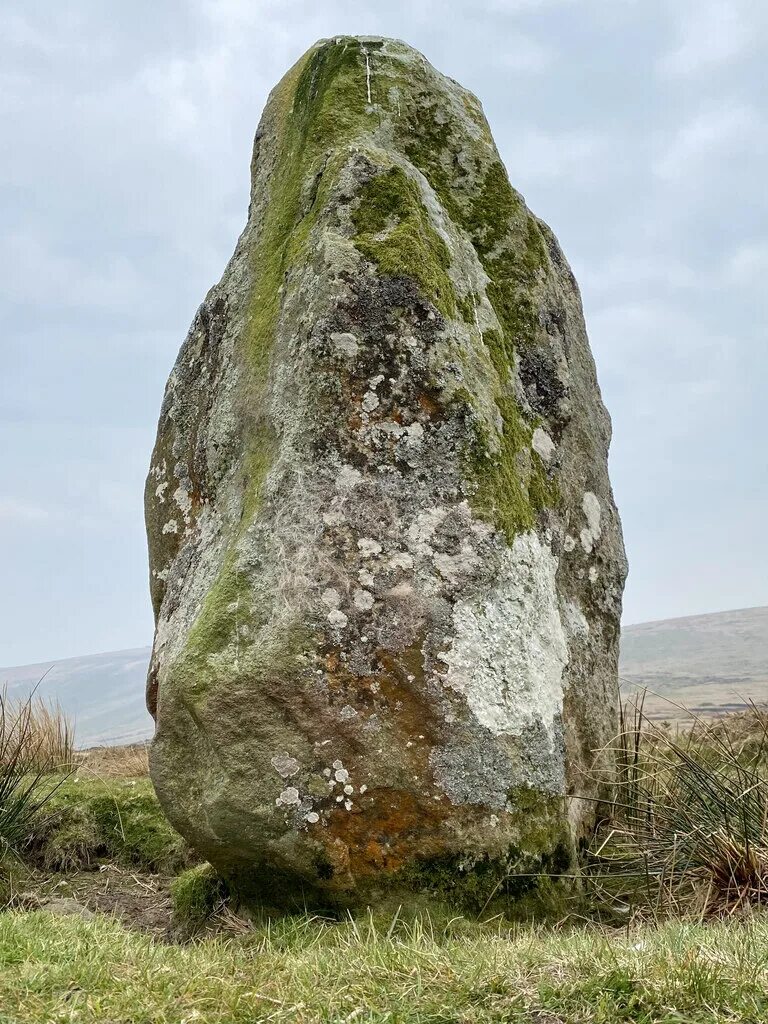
[0,686,74,855]
[0,689,74,771]
[77,743,150,778]
[588,696,768,918]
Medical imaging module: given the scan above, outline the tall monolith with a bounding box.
[145,36,627,913]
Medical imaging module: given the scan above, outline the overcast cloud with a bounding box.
[1,0,766,664]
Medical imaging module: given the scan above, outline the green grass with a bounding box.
[1,910,767,1022]
[27,775,193,875]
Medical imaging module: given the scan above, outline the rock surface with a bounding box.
[145,36,627,913]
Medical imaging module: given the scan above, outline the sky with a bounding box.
[1,0,766,666]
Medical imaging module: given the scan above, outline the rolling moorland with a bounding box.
[2,606,765,746]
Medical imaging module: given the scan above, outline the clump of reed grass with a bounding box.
[0,687,74,857]
[589,697,768,918]
[2,693,74,771]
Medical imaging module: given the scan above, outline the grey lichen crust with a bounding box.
[145,36,627,913]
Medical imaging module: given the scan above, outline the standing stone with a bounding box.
[145,36,627,913]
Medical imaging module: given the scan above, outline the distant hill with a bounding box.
[620,606,768,720]
[1,607,765,745]
[0,648,153,747]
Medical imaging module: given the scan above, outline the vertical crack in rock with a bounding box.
[145,35,627,915]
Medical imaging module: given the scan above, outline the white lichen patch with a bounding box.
[405,422,424,444]
[439,532,568,739]
[362,391,380,413]
[339,704,358,720]
[327,608,348,628]
[353,588,375,611]
[304,811,320,824]
[358,568,375,586]
[562,600,590,637]
[357,537,382,558]
[162,519,179,535]
[376,420,405,438]
[276,787,300,807]
[330,331,359,357]
[335,465,362,490]
[580,530,594,554]
[532,427,556,462]
[583,492,601,535]
[407,506,447,546]
[388,552,414,571]
[580,491,602,553]
[271,753,300,778]
[173,485,193,524]
[321,588,341,609]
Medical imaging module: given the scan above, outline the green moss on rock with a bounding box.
[393,790,575,920]
[470,393,558,544]
[172,41,378,687]
[352,166,456,317]
[463,325,558,544]
[244,40,373,380]
[393,85,556,541]
[398,851,573,920]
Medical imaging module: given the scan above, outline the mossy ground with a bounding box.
[170,863,227,928]
[2,909,767,1023]
[26,775,193,875]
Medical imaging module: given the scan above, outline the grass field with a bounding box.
[2,909,768,1023]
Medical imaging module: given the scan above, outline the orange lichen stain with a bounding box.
[373,648,441,752]
[320,788,452,876]
[417,392,442,418]
[318,641,441,741]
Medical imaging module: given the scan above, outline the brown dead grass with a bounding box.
[0,689,74,770]
[76,743,150,778]
[589,699,768,918]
